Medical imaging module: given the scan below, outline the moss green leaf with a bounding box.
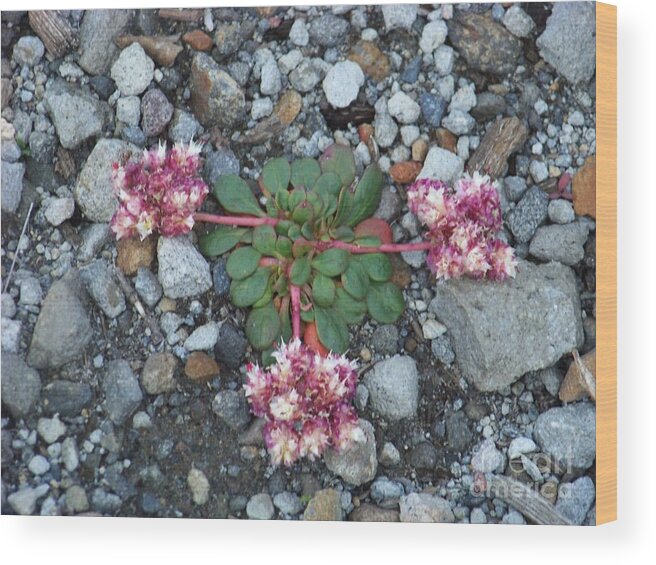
[356,253,393,282]
[334,288,367,324]
[312,274,336,307]
[261,157,290,194]
[230,267,270,307]
[312,248,349,277]
[199,226,248,257]
[314,306,349,354]
[226,246,261,280]
[252,224,277,256]
[290,256,311,286]
[341,261,369,299]
[367,281,405,324]
[245,302,281,350]
[291,158,321,189]
[214,174,265,217]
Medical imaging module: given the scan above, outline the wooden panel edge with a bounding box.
[595,1,617,526]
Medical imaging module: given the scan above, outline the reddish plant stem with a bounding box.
[290,285,302,340]
[312,239,434,254]
[194,212,279,227]
[259,257,281,267]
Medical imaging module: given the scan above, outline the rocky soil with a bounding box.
[1,3,597,524]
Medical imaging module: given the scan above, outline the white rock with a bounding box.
[111,43,154,96]
[382,4,418,32]
[422,319,447,340]
[434,45,455,76]
[187,468,210,505]
[184,322,219,351]
[289,19,309,46]
[44,197,75,227]
[28,455,50,475]
[157,236,212,299]
[116,96,141,126]
[449,84,477,113]
[322,61,365,109]
[61,437,79,472]
[400,125,420,146]
[508,437,537,460]
[471,438,504,473]
[419,20,448,53]
[502,5,536,38]
[387,91,421,124]
[417,146,465,185]
[37,415,66,444]
[8,484,49,515]
[442,110,475,135]
[251,97,273,120]
[278,49,303,74]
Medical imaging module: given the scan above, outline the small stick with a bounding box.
[114,267,164,345]
[3,203,34,293]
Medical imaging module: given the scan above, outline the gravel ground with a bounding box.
[1,3,597,524]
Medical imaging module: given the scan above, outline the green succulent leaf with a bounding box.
[279,305,292,342]
[289,187,306,210]
[313,172,342,198]
[312,274,336,307]
[346,163,384,227]
[275,236,292,258]
[341,261,369,299]
[261,157,290,194]
[272,273,288,295]
[300,308,315,323]
[319,144,356,188]
[275,220,293,236]
[252,224,277,256]
[332,188,354,228]
[275,189,290,211]
[354,236,382,247]
[214,174,265,217]
[252,282,274,309]
[367,281,405,324]
[306,191,325,217]
[230,267,271,307]
[290,256,311,286]
[314,306,349,354]
[332,226,355,242]
[245,302,281,350]
[312,248,349,277]
[292,201,314,225]
[291,158,321,189]
[357,253,393,282]
[334,288,367,324]
[199,226,248,257]
[287,224,301,240]
[226,246,261,280]
[300,221,315,240]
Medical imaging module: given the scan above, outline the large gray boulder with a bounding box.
[430,260,583,391]
[27,270,92,370]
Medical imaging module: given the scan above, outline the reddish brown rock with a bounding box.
[358,123,374,143]
[348,40,391,83]
[572,155,596,218]
[237,90,301,145]
[389,161,423,184]
[389,255,412,288]
[115,35,182,67]
[182,29,213,51]
[185,352,220,382]
[116,236,156,276]
[435,128,458,154]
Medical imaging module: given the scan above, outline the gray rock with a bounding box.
[134,267,162,307]
[472,92,506,121]
[91,488,122,514]
[273,491,304,515]
[44,197,75,227]
[445,410,473,452]
[61,438,79,471]
[246,493,274,520]
[214,323,247,369]
[373,109,398,148]
[1,160,25,213]
[28,270,92,370]
[430,336,453,364]
[372,324,399,355]
[323,61,364,109]
[507,186,549,243]
[29,132,57,164]
[259,56,281,96]
[13,36,45,67]
[379,442,401,466]
[399,493,455,523]
[157,235,212,299]
[289,19,309,47]
[1,140,21,163]
[324,419,377,486]
[111,43,154,96]
[212,390,251,431]
[7,485,49,515]
[534,402,596,471]
[374,185,403,222]
[540,366,563,397]
[419,93,447,127]
[19,277,42,305]
[28,454,50,476]
[408,442,438,470]
[504,176,528,202]
[89,75,116,100]
[44,80,106,150]
[508,437,537,460]
[309,15,349,47]
[65,486,89,513]
[80,259,126,318]
[502,5,536,38]
[212,259,230,296]
[141,352,178,395]
[417,146,465,186]
[536,2,596,84]
[430,260,583,391]
[42,381,92,417]
[37,415,66,443]
[555,476,596,525]
[529,160,549,183]
[168,110,201,144]
[203,148,240,185]
[363,355,419,420]
[103,360,143,425]
[74,139,140,222]
[381,4,418,32]
[370,478,404,505]
[121,126,146,147]
[1,318,21,353]
[78,223,111,262]
[189,53,246,129]
[434,45,455,76]
[1,353,41,418]
[388,91,421,124]
[141,89,174,137]
[289,60,321,93]
[185,322,219,351]
[472,438,505,473]
[2,293,17,318]
[79,10,133,75]
[448,12,522,76]
[116,96,141,126]
[420,19,448,53]
[442,110,475,135]
[529,224,586,265]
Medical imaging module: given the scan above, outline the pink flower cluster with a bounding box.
[110,141,208,240]
[244,339,364,467]
[407,172,517,281]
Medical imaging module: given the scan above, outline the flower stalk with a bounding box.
[193,212,279,227]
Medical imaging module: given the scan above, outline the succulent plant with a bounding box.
[200,144,404,358]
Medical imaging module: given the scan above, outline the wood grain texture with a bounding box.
[595,1,617,525]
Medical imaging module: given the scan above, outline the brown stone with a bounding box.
[274,90,302,126]
[358,123,374,143]
[303,489,343,521]
[572,155,596,218]
[348,40,391,83]
[435,128,458,154]
[158,297,177,312]
[116,236,156,276]
[1,78,13,110]
[237,90,301,145]
[141,352,178,395]
[411,138,428,162]
[115,35,182,68]
[182,29,213,52]
[349,503,400,522]
[184,352,220,382]
[389,161,422,184]
[559,349,596,403]
[389,255,412,288]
